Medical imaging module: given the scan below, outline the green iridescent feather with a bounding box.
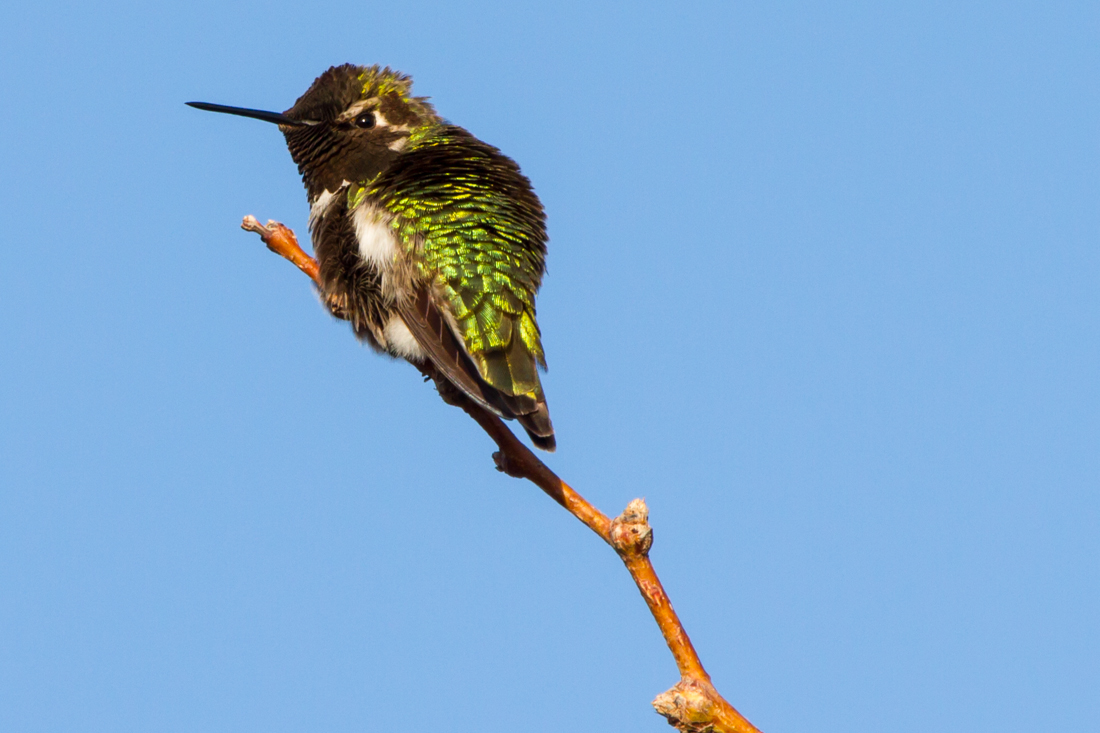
[365,125,548,400]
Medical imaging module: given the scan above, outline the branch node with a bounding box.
[610,497,653,557]
[492,450,524,478]
[653,679,719,733]
[654,679,762,733]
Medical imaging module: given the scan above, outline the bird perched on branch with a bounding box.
[190,64,555,451]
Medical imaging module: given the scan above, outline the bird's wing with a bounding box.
[397,284,555,450]
[374,126,555,448]
[395,286,509,417]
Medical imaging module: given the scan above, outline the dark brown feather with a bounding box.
[518,406,556,452]
[312,191,388,347]
[397,289,515,418]
[399,288,556,451]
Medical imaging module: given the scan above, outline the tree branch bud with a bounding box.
[610,498,654,557]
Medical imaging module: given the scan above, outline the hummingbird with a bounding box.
[189,64,555,451]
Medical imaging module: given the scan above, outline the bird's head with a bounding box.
[189,64,440,200]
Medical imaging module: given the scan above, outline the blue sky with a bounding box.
[1,2,1097,731]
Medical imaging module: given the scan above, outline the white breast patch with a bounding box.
[383,316,425,361]
[308,182,348,230]
[352,203,399,269]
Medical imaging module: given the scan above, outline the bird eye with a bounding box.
[355,111,376,129]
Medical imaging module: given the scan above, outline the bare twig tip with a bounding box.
[610,498,653,557]
[653,680,717,732]
[655,679,763,733]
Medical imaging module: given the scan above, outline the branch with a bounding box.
[241,216,763,733]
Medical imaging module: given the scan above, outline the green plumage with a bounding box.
[367,127,548,401]
[277,64,556,449]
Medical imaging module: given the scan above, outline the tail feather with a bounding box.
[397,288,503,417]
[518,402,556,452]
[398,287,557,451]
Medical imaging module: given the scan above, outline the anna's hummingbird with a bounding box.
[190,64,555,451]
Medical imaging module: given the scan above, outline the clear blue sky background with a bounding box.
[1,2,1096,731]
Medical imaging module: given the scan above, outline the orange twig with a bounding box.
[241,216,320,282]
[241,216,763,733]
